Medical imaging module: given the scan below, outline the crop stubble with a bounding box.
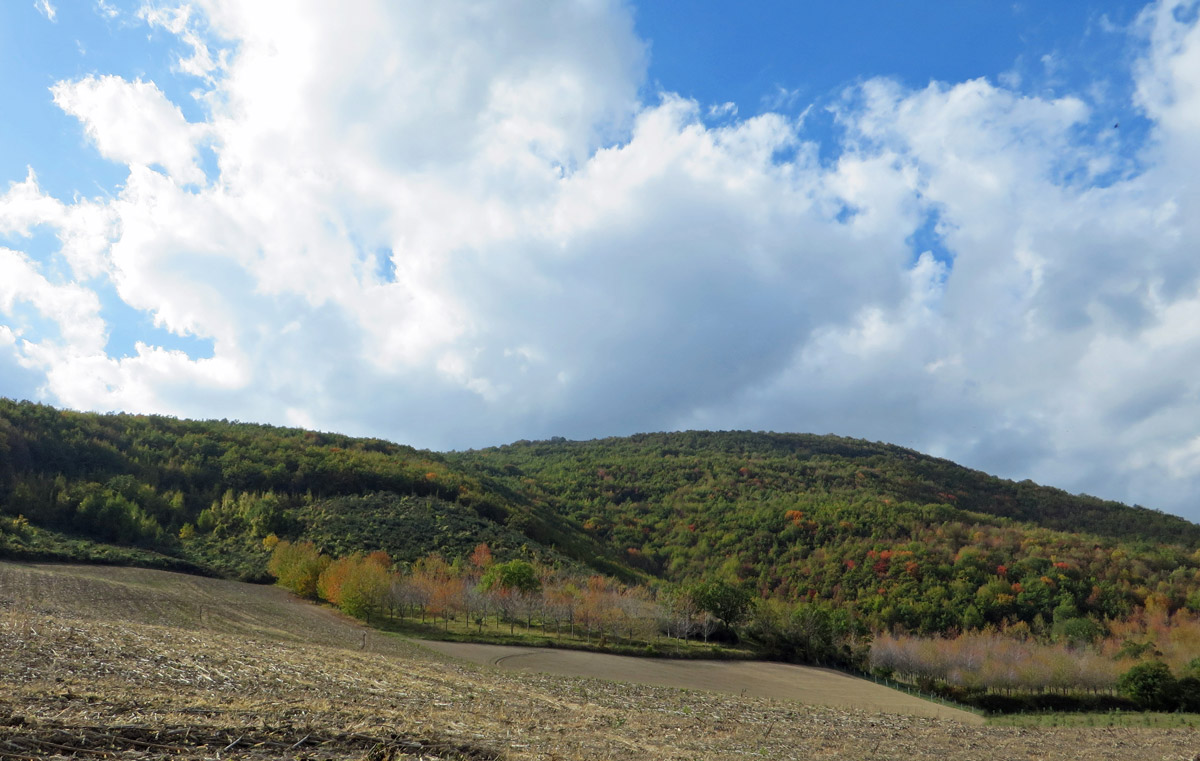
[1,562,1197,760]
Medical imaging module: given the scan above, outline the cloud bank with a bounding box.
[4,0,1200,520]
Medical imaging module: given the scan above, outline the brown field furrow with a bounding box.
[417,640,979,722]
[2,561,1198,760]
[0,720,495,760]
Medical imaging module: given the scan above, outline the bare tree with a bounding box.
[391,575,428,621]
[463,582,491,633]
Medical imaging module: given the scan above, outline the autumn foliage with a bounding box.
[267,542,391,620]
[870,607,1200,711]
[267,540,329,599]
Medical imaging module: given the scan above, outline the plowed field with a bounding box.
[418,641,977,721]
[2,561,1197,760]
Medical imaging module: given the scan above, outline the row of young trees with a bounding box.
[870,630,1122,694]
[0,400,498,564]
[267,535,1200,706]
[869,608,1200,711]
[266,538,753,647]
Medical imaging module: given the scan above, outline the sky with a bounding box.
[3,1,1200,522]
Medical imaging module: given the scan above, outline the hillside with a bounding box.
[452,431,1200,546]
[4,561,1199,760]
[0,399,627,580]
[449,432,1200,634]
[3,399,1200,639]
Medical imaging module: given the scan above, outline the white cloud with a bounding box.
[95,1,119,20]
[34,0,56,23]
[0,170,115,281]
[0,169,64,236]
[6,0,1200,522]
[0,247,105,354]
[708,102,738,119]
[763,85,803,111]
[51,75,209,184]
[138,3,224,81]
[681,0,1200,518]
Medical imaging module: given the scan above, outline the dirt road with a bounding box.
[418,639,983,723]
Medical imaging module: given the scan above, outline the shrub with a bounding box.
[1177,676,1200,713]
[966,692,1135,715]
[480,560,541,594]
[1117,661,1178,711]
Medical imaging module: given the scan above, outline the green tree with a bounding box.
[267,540,329,599]
[960,603,985,631]
[338,554,392,620]
[1050,616,1103,646]
[480,559,541,594]
[1178,676,1200,712]
[1117,661,1178,711]
[688,579,752,629]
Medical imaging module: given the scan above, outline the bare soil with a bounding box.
[2,561,1198,760]
[417,640,978,722]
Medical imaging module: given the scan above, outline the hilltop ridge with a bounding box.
[2,398,1199,638]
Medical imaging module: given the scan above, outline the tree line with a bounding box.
[264,537,875,667]
[267,538,753,644]
[870,608,1200,712]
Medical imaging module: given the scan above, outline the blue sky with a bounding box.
[4,0,1200,523]
[0,3,1150,198]
[638,4,1129,103]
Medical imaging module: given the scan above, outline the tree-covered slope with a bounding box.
[447,432,1200,632]
[3,400,1200,636]
[451,431,1200,547]
[0,399,624,579]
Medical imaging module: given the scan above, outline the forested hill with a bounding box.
[3,399,1200,635]
[451,431,1200,547]
[0,398,628,580]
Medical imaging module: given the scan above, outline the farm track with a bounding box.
[1,562,1198,760]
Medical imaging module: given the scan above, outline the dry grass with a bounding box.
[2,561,1199,760]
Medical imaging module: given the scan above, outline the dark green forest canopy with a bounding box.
[452,431,1200,545]
[2,398,1199,635]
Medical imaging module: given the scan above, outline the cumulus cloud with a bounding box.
[0,247,106,356]
[5,0,1200,520]
[51,75,209,184]
[688,0,1200,516]
[0,169,64,236]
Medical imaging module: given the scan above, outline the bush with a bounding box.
[966,692,1135,715]
[1183,657,1200,678]
[970,693,1033,714]
[1117,661,1178,711]
[1177,676,1200,713]
[480,560,541,594]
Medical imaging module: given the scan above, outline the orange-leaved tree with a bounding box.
[317,554,357,606]
[316,551,394,620]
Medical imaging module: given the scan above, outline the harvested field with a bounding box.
[417,641,977,722]
[2,561,1199,760]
